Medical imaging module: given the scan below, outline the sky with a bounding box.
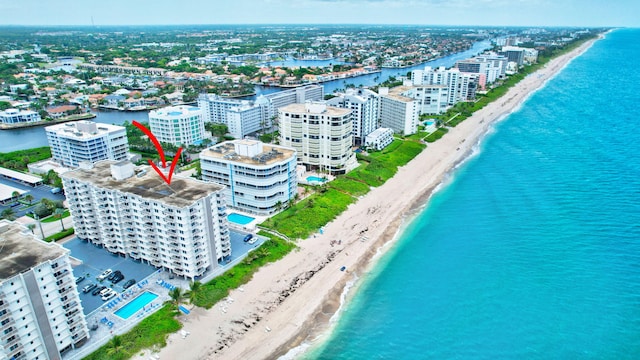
[0,0,637,27]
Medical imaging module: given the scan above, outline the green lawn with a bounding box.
[0,147,51,172]
[41,209,70,223]
[83,304,182,360]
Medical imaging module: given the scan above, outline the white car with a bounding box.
[248,237,258,245]
[102,290,117,301]
[97,269,112,281]
[99,287,112,296]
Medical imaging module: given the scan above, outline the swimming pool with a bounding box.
[306,176,327,183]
[228,213,256,225]
[114,292,159,319]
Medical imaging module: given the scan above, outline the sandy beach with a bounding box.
[135,36,601,360]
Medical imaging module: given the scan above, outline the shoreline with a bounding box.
[136,36,602,360]
[0,112,96,130]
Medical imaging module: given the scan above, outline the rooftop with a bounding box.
[279,102,351,116]
[384,86,415,103]
[149,105,202,118]
[45,120,125,139]
[201,140,296,166]
[0,220,68,282]
[62,160,224,208]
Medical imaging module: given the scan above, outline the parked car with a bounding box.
[92,286,107,296]
[75,276,85,284]
[50,187,62,194]
[248,237,258,245]
[111,273,125,284]
[107,270,121,281]
[123,279,136,289]
[99,287,112,296]
[102,290,117,301]
[243,234,253,242]
[82,283,97,293]
[97,269,112,281]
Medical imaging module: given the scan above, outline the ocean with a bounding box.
[303,28,640,359]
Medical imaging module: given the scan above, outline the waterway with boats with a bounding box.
[0,40,490,152]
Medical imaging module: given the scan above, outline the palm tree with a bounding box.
[53,208,66,231]
[169,287,183,305]
[24,194,34,205]
[1,208,15,220]
[27,224,36,234]
[187,281,202,305]
[11,191,20,203]
[105,335,127,358]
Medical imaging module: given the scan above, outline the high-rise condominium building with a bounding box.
[61,161,231,280]
[200,140,298,215]
[378,87,420,135]
[45,121,129,168]
[326,88,380,145]
[0,220,89,360]
[148,105,206,146]
[278,102,357,175]
[197,85,324,139]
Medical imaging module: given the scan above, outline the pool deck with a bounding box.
[298,171,334,186]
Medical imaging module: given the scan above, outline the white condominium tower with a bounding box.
[148,105,206,146]
[61,160,231,280]
[45,120,129,168]
[200,140,298,215]
[0,220,89,360]
[326,88,380,146]
[278,101,357,175]
[378,87,420,135]
[197,85,324,139]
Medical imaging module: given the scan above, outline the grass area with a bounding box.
[261,139,426,239]
[0,146,51,172]
[41,209,70,223]
[424,128,449,143]
[43,227,74,242]
[83,304,182,360]
[192,235,296,308]
[328,177,371,197]
[261,188,354,240]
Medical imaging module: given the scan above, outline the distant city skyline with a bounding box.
[1,0,637,27]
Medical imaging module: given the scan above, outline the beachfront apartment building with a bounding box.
[197,94,253,124]
[364,127,394,151]
[326,88,380,146]
[148,105,206,146]
[0,220,89,360]
[278,101,357,175]
[456,54,506,85]
[378,87,420,135]
[61,160,231,280]
[45,121,129,168]
[226,104,268,139]
[197,85,324,139]
[200,140,297,215]
[411,66,480,105]
[499,46,526,66]
[399,85,450,115]
[0,108,41,124]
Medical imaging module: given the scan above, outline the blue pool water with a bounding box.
[114,292,159,320]
[306,176,327,183]
[228,213,256,225]
[307,29,640,359]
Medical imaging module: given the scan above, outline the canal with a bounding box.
[0,40,490,152]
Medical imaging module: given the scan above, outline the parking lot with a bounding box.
[0,176,66,218]
[63,238,158,315]
[65,229,264,315]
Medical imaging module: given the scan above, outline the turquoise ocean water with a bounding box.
[304,29,640,359]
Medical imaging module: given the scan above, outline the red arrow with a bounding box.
[132,120,183,185]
